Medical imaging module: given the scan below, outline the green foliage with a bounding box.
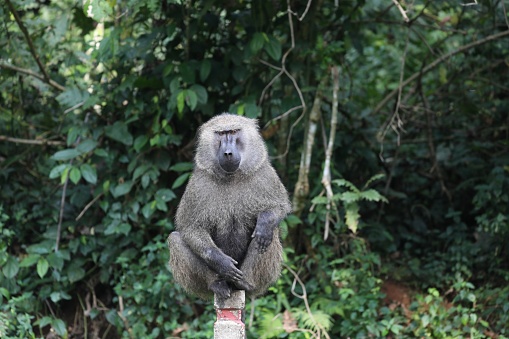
[1,0,508,337]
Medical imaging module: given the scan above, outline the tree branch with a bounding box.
[321,66,340,241]
[0,135,64,146]
[373,29,509,115]
[4,0,65,91]
[0,62,66,92]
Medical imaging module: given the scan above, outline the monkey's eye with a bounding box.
[216,130,239,136]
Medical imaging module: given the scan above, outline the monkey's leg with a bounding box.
[168,232,232,299]
[239,236,283,297]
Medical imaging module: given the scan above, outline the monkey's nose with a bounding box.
[224,150,233,158]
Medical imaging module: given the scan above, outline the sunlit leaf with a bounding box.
[37,257,49,278]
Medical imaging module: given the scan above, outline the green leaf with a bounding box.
[69,167,81,184]
[37,257,49,278]
[111,181,133,198]
[249,32,265,54]
[264,36,282,61]
[20,254,40,267]
[142,201,156,219]
[118,223,131,235]
[76,139,98,153]
[50,291,72,303]
[177,91,185,115]
[185,89,198,111]
[311,196,328,204]
[83,0,113,22]
[26,242,53,254]
[364,173,385,188]
[105,309,121,327]
[47,252,65,271]
[2,256,19,279]
[332,179,359,192]
[80,164,97,184]
[345,203,360,233]
[244,103,260,118]
[51,318,67,337]
[134,135,148,152]
[171,173,190,189]
[49,164,70,179]
[190,84,208,104]
[51,149,81,161]
[61,166,71,184]
[200,59,211,81]
[0,287,10,299]
[67,127,80,146]
[340,191,361,204]
[169,162,193,172]
[155,188,177,202]
[67,264,85,283]
[285,214,302,227]
[56,86,89,108]
[360,189,388,203]
[38,316,53,327]
[105,121,133,145]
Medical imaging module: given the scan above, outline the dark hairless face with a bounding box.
[216,129,242,173]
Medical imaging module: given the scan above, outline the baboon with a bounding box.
[167,113,291,300]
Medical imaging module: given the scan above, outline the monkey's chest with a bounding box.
[211,216,255,263]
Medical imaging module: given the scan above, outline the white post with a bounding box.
[214,290,246,339]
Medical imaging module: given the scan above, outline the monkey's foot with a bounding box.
[209,280,232,300]
[234,279,254,292]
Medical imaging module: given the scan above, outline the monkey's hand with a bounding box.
[252,224,274,253]
[206,248,244,282]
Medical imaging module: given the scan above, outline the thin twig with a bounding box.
[378,29,410,155]
[391,0,409,22]
[460,0,477,6]
[419,86,452,202]
[5,0,56,86]
[0,135,64,146]
[259,0,307,157]
[117,296,134,339]
[284,264,331,339]
[55,113,90,252]
[373,29,509,115]
[55,168,71,252]
[0,62,66,92]
[76,193,104,221]
[502,1,509,30]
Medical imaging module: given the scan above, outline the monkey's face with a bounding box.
[215,129,243,173]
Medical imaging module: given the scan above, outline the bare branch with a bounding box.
[460,0,477,6]
[55,113,90,252]
[378,29,409,153]
[373,29,509,115]
[0,135,64,146]
[76,193,104,221]
[502,1,509,30]
[0,62,66,92]
[321,66,340,241]
[5,0,59,88]
[391,0,409,22]
[284,263,331,339]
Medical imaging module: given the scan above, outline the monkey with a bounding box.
[167,113,291,300]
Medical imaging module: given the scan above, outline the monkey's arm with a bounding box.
[251,166,292,253]
[252,210,282,252]
[180,228,244,282]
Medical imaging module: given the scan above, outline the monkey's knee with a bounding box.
[167,231,218,299]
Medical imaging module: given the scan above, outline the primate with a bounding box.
[167,113,291,300]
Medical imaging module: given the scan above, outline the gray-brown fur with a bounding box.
[167,113,291,300]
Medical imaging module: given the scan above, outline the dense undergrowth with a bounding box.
[1,0,508,338]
